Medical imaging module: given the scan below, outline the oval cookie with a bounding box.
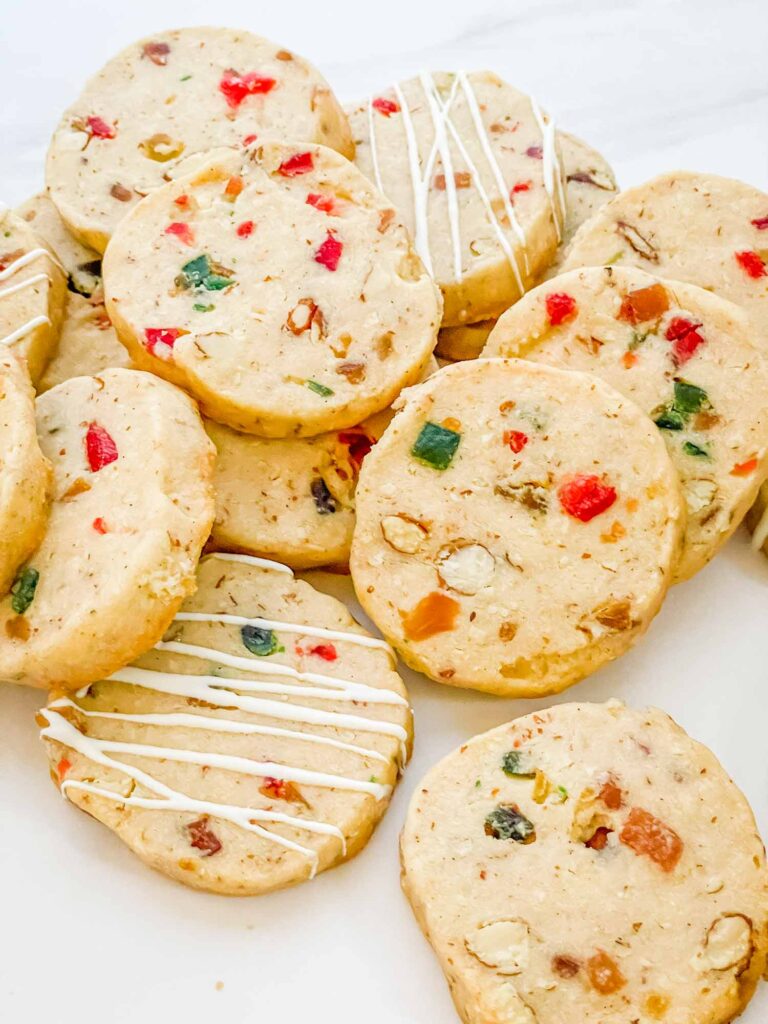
[348,71,566,326]
[0,368,215,690]
[39,552,412,895]
[562,171,768,344]
[103,142,441,436]
[435,130,617,361]
[0,207,67,383]
[16,193,131,391]
[401,701,768,1024]
[46,27,353,253]
[208,357,439,569]
[350,359,684,697]
[484,266,768,580]
[0,354,50,594]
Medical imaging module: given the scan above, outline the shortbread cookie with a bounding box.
[17,193,130,391]
[348,71,566,326]
[435,131,617,361]
[401,700,768,1024]
[0,368,215,690]
[0,207,67,383]
[350,359,684,696]
[208,357,438,569]
[104,142,440,436]
[0,355,50,594]
[562,171,768,344]
[46,27,353,253]
[484,266,768,580]
[39,552,412,895]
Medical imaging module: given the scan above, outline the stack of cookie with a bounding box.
[2,23,768,1024]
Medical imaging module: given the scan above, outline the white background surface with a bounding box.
[1,2,768,1021]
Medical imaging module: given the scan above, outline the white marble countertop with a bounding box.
[1,2,767,1022]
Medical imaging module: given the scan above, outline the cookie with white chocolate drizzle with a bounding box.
[0,204,67,383]
[348,71,566,326]
[40,553,412,895]
[401,701,768,1024]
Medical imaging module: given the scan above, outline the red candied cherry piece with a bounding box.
[315,231,343,271]
[750,216,768,230]
[510,180,532,196]
[735,250,767,279]
[187,817,222,857]
[219,69,276,109]
[236,220,254,238]
[92,517,108,534]
[307,643,338,661]
[545,292,577,326]
[164,221,195,246]
[372,97,400,117]
[306,192,336,214]
[144,327,183,360]
[87,116,116,139]
[503,430,529,454]
[338,430,375,468]
[664,316,705,365]
[278,151,314,177]
[242,133,258,146]
[56,757,72,782]
[85,423,118,472]
[174,194,189,208]
[558,474,617,522]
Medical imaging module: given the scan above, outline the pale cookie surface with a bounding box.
[104,142,441,436]
[348,71,566,326]
[435,131,617,361]
[0,355,50,595]
[350,359,684,697]
[0,368,214,690]
[745,481,768,557]
[208,357,438,569]
[16,193,130,391]
[401,701,768,1024]
[562,171,768,345]
[46,27,353,253]
[484,266,768,580]
[0,208,67,383]
[39,552,412,895]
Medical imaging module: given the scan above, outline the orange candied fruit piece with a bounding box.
[731,455,758,476]
[586,949,626,995]
[224,175,244,200]
[402,591,460,641]
[619,806,683,872]
[617,283,669,324]
[599,779,623,810]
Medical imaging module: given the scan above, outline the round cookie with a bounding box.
[208,357,439,570]
[16,193,131,392]
[562,171,768,345]
[0,368,215,690]
[46,27,353,253]
[39,552,412,895]
[484,266,768,580]
[0,354,50,594]
[104,141,441,437]
[350,359,684,697]
[348,71,566,326]
[0,206,67,383]
[435,131,617,361]
[401,701,768,1024]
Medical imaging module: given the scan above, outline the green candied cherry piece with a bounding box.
[683,440,710,458]
[306,380,334,397]
[193,303,215,312]
[241,625,283,657]
[501,751,536,778]
[484,804,536,842]
[411,421,461,470]
[202,274,233,292]
[10,566,39,614]
[653,405,684,431]
[179,254,211,288]
[673,380,709,415]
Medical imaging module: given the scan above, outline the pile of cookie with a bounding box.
[2,25,767,1024]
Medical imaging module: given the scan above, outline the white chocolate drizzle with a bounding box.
[391,82,434,276]
[0,272,49,302]
[366,97,385,193]
[39,554,409,877]
[0,247,54,283]
[0,315,50,348]
[208,551,294,575]
[530,97,566,241]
